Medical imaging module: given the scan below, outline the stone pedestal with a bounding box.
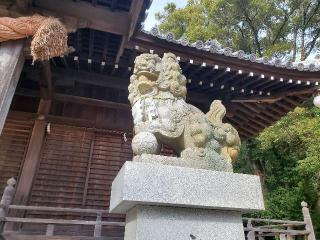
[109,161,264,240]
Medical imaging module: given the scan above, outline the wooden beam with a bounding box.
[24,67,216,104]
[102,33,110,60]
[111,0,118,11]
[274,87,315,97]
[128,0,144,38]
[114,0,144,62]
[226,117,256,136]
[231,88,315,103]
[25,67,128,90]
[232,97,281,104]
[238,102,260,114]
[60,56,69,68]
[13,118,47,205]
[282,96,301,106]
[88,29,94,58]
[15,0,32,13]
[267,104,286,115]
[38,61,53,100]
[34,0,130,35]
[54,93,131,111]
[249,103,280,120]
[38,98,52,115]
[273,101,292,112]
[115,36,127,63]
[5,112,47,231]
[258,79,284,91]
[0,40,25,135]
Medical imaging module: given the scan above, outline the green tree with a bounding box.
[155,0,320,60]
[234,104,320,236]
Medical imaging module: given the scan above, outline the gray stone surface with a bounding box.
[133,153,232,172]
[124,205,245,240]
[109,161,264,214]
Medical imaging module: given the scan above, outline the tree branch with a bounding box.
[272,6,297,45]
[243,9,263,56]
[305,28,320,59]
[305,1,320,27]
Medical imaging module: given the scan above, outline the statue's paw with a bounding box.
[181,147,206,160]
[132,131,160,155]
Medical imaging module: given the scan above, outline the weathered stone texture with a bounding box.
[128,53,241,171]
[109,161,264,214]
[124,205,245,240]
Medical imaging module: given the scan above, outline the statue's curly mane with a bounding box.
[128,53,187,105]
[157,53,187,99]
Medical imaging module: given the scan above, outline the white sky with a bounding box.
[144,0,188,30]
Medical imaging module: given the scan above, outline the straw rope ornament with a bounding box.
[0,15,69,62]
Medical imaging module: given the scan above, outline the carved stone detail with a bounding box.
[129,52,241,171]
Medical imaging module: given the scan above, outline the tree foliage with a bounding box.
[234,104,320,236]
[156,0,320,60]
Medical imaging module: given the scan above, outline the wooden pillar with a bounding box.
[246,219,255,240]
[0,178,16,233]
[13,98,51,205]
[301,201,316,240]
[6,90,50,231]
[13,118,47,205]
[0,40,25,135]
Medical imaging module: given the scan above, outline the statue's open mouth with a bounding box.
[138,81,155,95]
[136,71,159,95]
[136,71,159,81]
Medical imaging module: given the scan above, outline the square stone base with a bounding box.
[125,205,245,240]
[110,161,264,214]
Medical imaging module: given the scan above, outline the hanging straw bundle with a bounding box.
[0,15,68,61]
[31,17,68,61]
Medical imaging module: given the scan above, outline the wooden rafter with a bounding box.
[274,101,292,112]
[33,0,130,35]
[115,36,127,63]
[89,29,94,58]
[115,0,145,63]
[231,88,314,103]
[249,103,279,120]
[54,93,130,111]
[102,33,110,61]
[23,67,217,105]
[15,0,32,13]
[128,0,144,38]
[130,32,320,82]
[111,0,118,11]
[282,97,301,106]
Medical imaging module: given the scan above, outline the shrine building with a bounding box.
[0,0,319,239]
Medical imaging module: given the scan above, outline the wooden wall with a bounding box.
[0,114,34,195]
[28,124,132,221]
[0,110,175,237]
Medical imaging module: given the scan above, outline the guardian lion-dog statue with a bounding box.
[128,53,240,171]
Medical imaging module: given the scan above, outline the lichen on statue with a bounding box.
[129,52,241,172]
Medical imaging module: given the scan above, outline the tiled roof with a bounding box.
[143,27,320,72]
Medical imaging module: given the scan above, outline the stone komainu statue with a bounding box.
[128,53,240,172]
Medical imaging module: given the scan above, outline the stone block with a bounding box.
[133,153,233,172]
[124,205,245,240]
[109,161,264,214]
